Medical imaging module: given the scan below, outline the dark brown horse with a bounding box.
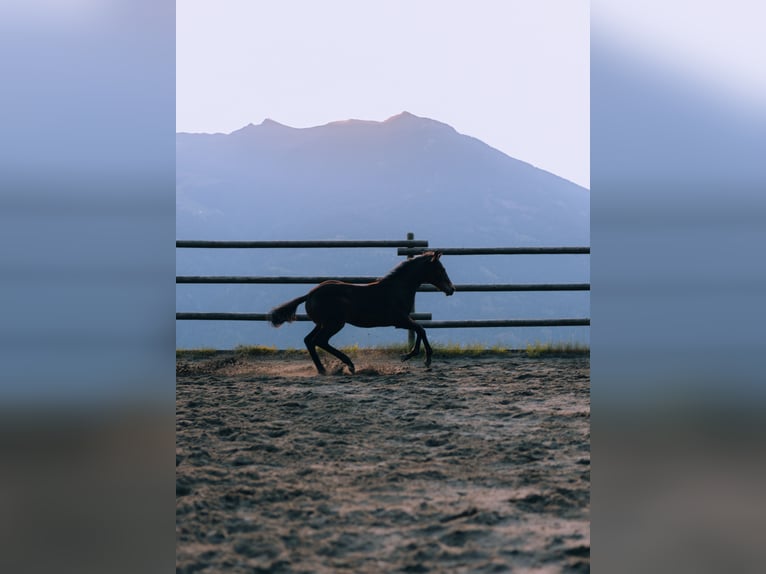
[270,251,455,374]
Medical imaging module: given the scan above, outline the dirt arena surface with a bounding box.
[176,351,590,573]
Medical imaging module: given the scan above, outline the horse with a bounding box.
[269,251,455,374]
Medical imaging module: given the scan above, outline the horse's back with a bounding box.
[306,280,394,326]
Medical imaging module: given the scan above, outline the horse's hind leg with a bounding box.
[315,321,355,374]
[304,324,326,374]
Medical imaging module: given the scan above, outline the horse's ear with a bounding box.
[432,251,442,261]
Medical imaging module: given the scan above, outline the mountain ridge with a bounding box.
[177,111,588,245]
[178,111,581,188]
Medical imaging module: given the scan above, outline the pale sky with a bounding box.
[593,0,766,117]
[177,1,590,189]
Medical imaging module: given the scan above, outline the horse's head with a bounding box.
[422,251,455,296]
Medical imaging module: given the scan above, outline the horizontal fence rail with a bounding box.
[176,237,590,339]
[398,246,590,256]
[178,240,428,249]
[176,276,589,292]
[417,283,589,292]
[419,318,590,329]
[177,312,433,322]
[177,276,383,284]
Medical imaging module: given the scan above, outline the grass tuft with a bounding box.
[235,344,306,358]
[525,341,589,357]
[431,342,510,357]
[234,344,279,356]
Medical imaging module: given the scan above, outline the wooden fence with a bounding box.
[176,236,590,330]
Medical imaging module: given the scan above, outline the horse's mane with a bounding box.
[380,252,435,281]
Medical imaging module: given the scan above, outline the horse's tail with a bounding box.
[269,294,309,327]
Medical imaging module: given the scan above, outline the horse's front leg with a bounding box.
[398,319,432,367]
[401,330,422,362]
[420,326,434,368]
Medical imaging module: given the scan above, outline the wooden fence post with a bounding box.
[407,232,416,351]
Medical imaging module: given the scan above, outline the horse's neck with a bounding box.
[377,276,418,313]
[382,266,425,293]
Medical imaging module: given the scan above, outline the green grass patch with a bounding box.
[234,344,278,356]
[525,341,589,357]
[234,344,307,358]
[431,342,510,357]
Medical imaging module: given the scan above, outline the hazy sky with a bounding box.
[593,0,766,117]
[177,1,590,188]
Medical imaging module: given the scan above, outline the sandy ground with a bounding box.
[176,351,590,573]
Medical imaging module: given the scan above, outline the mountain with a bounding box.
[177,111,588,244]
[176,112,589,349]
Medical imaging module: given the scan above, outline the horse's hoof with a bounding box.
[401,354,411,363]
[347,364,356,374]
